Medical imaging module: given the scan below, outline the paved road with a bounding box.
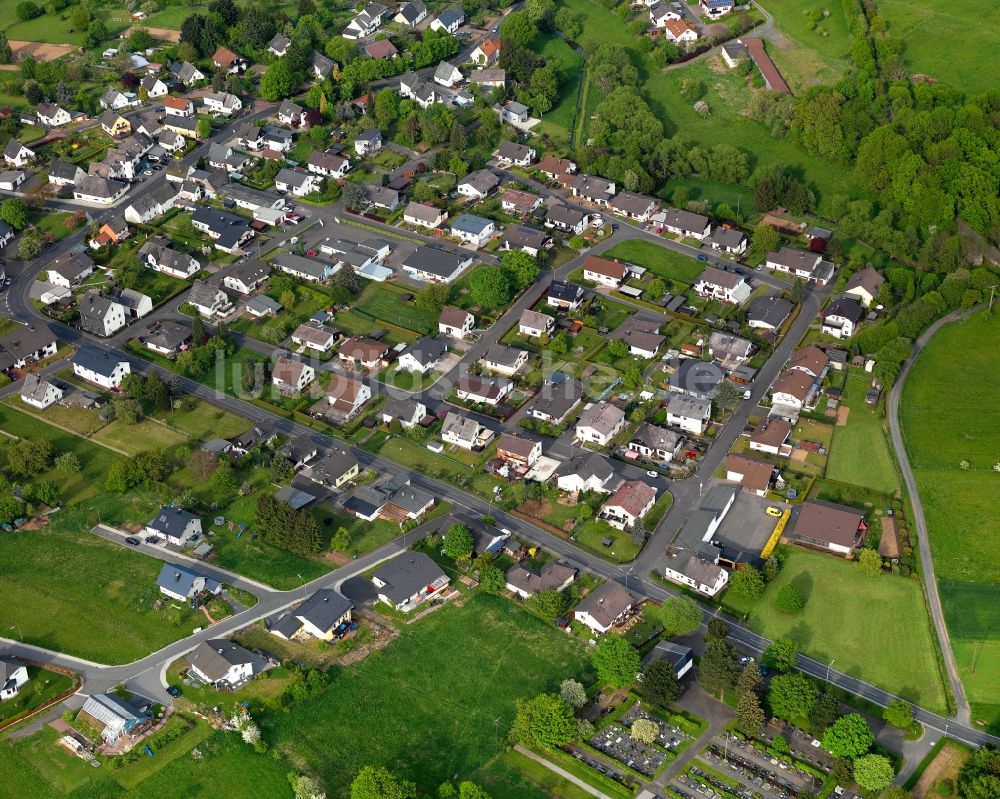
[886,306,984,725]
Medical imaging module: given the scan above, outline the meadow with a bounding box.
[603,239,705,285]
[899,309,1000,730]
[880,0,1000,95]
[724,546,948,713]
[826,369,901,494]
[264,593,590,795]
[757,0,853,91]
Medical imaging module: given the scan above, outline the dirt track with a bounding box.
[9,41,78,62]
[126,25,181,42]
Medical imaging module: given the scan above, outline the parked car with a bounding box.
[144,535,159,544]
[125,537,141,546]
[765,507,782,518]
[166,686,181,697]
[697,254,709,262]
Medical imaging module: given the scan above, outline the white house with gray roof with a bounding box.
[145,506,202,545]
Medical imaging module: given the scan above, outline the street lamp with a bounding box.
[9,625,22,642]
[624,566,636,592]
[827,658,836,682]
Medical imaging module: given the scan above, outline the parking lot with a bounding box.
[708,490,780,558]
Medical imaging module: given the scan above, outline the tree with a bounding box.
[736,689,766,737]
[113,397,144,425]
[0,32,12,64]
[764,638,798,672]
[592,635,640,688]
[631,718,659,744]
[416,282,450,312]
[808,690,840,735]
[85,19,109,47]
[858,548,882,576]
[822,714,874,759]
[560,679,587,709]
[18,230,42,260]
[713,379,743,413]
[443,523,474,561]
[291,774,326,799]
[853,754,895,792]
[623,365,643,390]
[55,452,80,474]
[350,766,416,799]
[499,11,538,48]
[729,566,765,599]
[105,459,137,493]
[763,556,780,582]
[957,745,1000,799]
[707,618,729,641]
[774,584,805,614]
[0,198,29,230]
[655,596,702,637]
[606,339,629,359]
[342,182,366,210]
[210,462,238,495]
[768,672,819,721]
[883,699,913,730]
[259,58,295,101]
[641,659,681,706]
[526,589,567,623]
[479,564,506,594]
[197,118,213,139]
[646,278,666,299]
[699,639,738,696]
[510,693,577,749]
[469,267,510,309]
[0,495,25,525]
[549,333,570,355]
[791,277,806,304]
[736,661,762,696]
[15,1,42,20]
[6,439,52,476]
[748,223,779,263]
[500,250,539,293]
[330,527,351,552]
[188,448,220,480]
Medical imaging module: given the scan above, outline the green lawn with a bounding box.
[4,397,107,436]
[473,749,595,799]
[880,0,1000,95]
[157,401,251,441]
[899,309,1000,731]
[0,514,207,664]
[91,417,188,455]
[264,593,589,796]
[826,370,900,493]
[0,666,75,725]
[355,284,438,335]
[0,1,130,45]
[603,240,704,286]
[723,547,948,713]
[534,31,585,144]
[758,0,853,91]
[33,212,79,242]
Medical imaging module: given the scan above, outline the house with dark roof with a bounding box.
[574,581,633,634]
[188,281,232,318]
[307,448,360,489]
[451,213,495,248]
[479,343,530,377]
[0,326,57,371]
[404,201,447,229]
[694,266,752,305]
[666,393,712,435]
[20,374,62,409]
[610,191,657,222]
[430,5,464,33]
[397,336,448,373]
[502,224,549,257]
[78,292,127,337]
[292,589,354,640]
[401,246,472,283]
[72,346,130,388]
[664,551,728,596]
[441,411,494,450]
[628,423,684,464]
[747,294,793,331]
[545,204,589,234]
[843,266,885,308]
[439,306,474,339]
[371,552,450,612]
[187,640,262,688]
[456,169,500,200]
[530,371,583,424]
[706,225,747,255]
[145,506,201,545]
[660,207,711,239]
[505,561,575,599]
[494,140,536,167]
[547,281,585,311]
[791,500,866,556]
[382,397,426,428]
[749,417,791,456]
[156,562,221,601]
[571,174,615,206]
[822,296,864,339]
[0,657,29,701]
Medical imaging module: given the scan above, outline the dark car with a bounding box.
[166,686,181,698]
[611,223,619,232]
[125,537,141,546]
[144,535,159,544]
[697,254,709,262]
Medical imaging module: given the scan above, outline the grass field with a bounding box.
[473,749,594,799]
[758,0,853,91]
[826,370,901,493]
[0,516,205,664]
[603,239,704,285]
[158,401,251,441]
[0,667,74,725]
[534,31,585,145]
[355,284,438,335]
[264,593,589,796]
[900,309,1000,730]
[724,547,948,712]
[880,0,1000,95]
[91,417,188,455]
[0,2,131,46]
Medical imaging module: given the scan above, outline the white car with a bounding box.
[646,470,658,477]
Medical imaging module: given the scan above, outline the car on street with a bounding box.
[125,537,141,546]
[611,223,619,232]
[739,656,755,666]
[646,470,658,477]
[697,254,709,262]
[765,507,783,517]
[756,264,764,270]
[166,686,181,697]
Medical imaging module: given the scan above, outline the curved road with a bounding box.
[887,305,987,726]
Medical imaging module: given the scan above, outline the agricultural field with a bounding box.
[880,0,1000,96]
[900,309,1000,731]
[723,547,948,713]
[826,370,901,494]
[264,593,589,796]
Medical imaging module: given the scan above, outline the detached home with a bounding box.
[479,343,529,377]
[450,214,495,248]
[72,347,130,388]
[575,401,625,446]
[291,323,335,353]
[493,140,535,167]
[275,168,321,196]
[47,253,95,288]
[843,266,885,308]
[3,140,35,168]
[545,204,589,235]
[747,294,792,330]
[78,292,127,337]
[404,201,447,229]
[430,6,464,34]
[506,561,575,599]
[187,640,260,689]
[371,552,450,612]
[188,281,232,318]
[791,500,866,556]
[582,255,629,288]
[600,480,656,530]
[765,247,831,284]
[571,174,616,206]
[629,423,684,464]
[661,207,711,239]
[666,394,711,435]
[574,582,633,635]
[664,553,728,596]
[822,297,864,339]
[401,246,472,283]
[36,103,71,127]
[397,336,447,373]
[326,374,372,418]
[441,411,494,450]
[146,505,201,545]
[694,266,752,304]
[307,150,351,179]
[438,306,474,339]
[139,238,200,278]
[518,309,554,338]
[272,356,315,393]
[20,374,63,409]
[457,169,500,200]
[456,374,512,406]
[555,452,616,494]
[610,191,657,222]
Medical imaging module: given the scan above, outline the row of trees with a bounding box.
[350,765,493,799]
[254,493,322,556]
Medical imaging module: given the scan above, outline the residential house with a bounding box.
[502,224,549,257]
[770,368,817,411]
[702,0,734,15]
[79,694,149,744]
[46,253,95,288]
[342,3,388,39]
[669,358,725,399]
[404,201,447,229]
[479,344,529,377]
[575,401,626,446]
[272,356,315,393]
[707,331,753,367]
[307,449,360,489]
[73,175,128,204]
[628,423,684,464]
[222,260,269,295]
[0,658,29,701]
[202,91,242,116]
[518,309,555,338]
[556,452,616,494]
[456,374,512,405]
[494,140,536,167]
[600,480,656,530]
[538,155,577,181]
[706,226,747,255]
[142,320,192,356]
[162,95,195,118]
[290,589,354,640]
[749,417,791,456]
[354,128,382,155]
[661,207,711,239]
[397,336,447,373]
[582,255,629,287]
[613,316,664,358]
[574,582,633,634]
[371,552,450,612]
[36,103,71,127]
[156,562,220,601]
[48,158,85,187]
[191,207,254,253]
[169,61,205,86]
[326,374,372,418]
[212,46,247,73]
[791,500,866,556]
[187,640,260,689]
[20,374,63,409]
[310,51,336,81]
[450,214,495,248]
[433,60,463,88]
[664,552,728,596]
[89,215,131,248]
[276,99,306,127]
[469,68,506,88]
[456,169,500,200]
[401,246,472,283]
[430,6,464,34]
[188,281,232,318]
[496,432,542,469]
[0,221,11,250]
[470,37,499,65]
[267,33,291,57]
[274,168,321,196]
[530,370,583,424]
[441,411,494,450]
[245,295,282,317]
[100,88,136,111]
[765,247,831,284]
[0,327,57,371]
[666,393,712,435]
[500,189,542,216]
[382,397,426,428]
[643,640,694,680]
[278,436,318,470]
[395,0,427,26]
[664,18,698,42]
[610,191,657,222]
[822,296,864,339]
[110,287,152,320]
[725,453,774,497]
[3,140,34,168]
[142,75,169,98]
[571,174,616,206]
[0,170,25,191]
[139,239,200,279]
[291,323,335,353]
[145,505,201,545]
[547,281,585,310]
[747,294,792,331]
[364,39,399,59]
[438,306,474,339]
[545,204,588,234]
[307,150,351,179]
[505,561,575,599]
[72,346,130,388]
[649,1,680,27]
[339,336,389,369]
[720,40,749,68]
[843,266,885,308]
[787,345,829,379]
[694,266,752,304]
[272,252,334,282]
